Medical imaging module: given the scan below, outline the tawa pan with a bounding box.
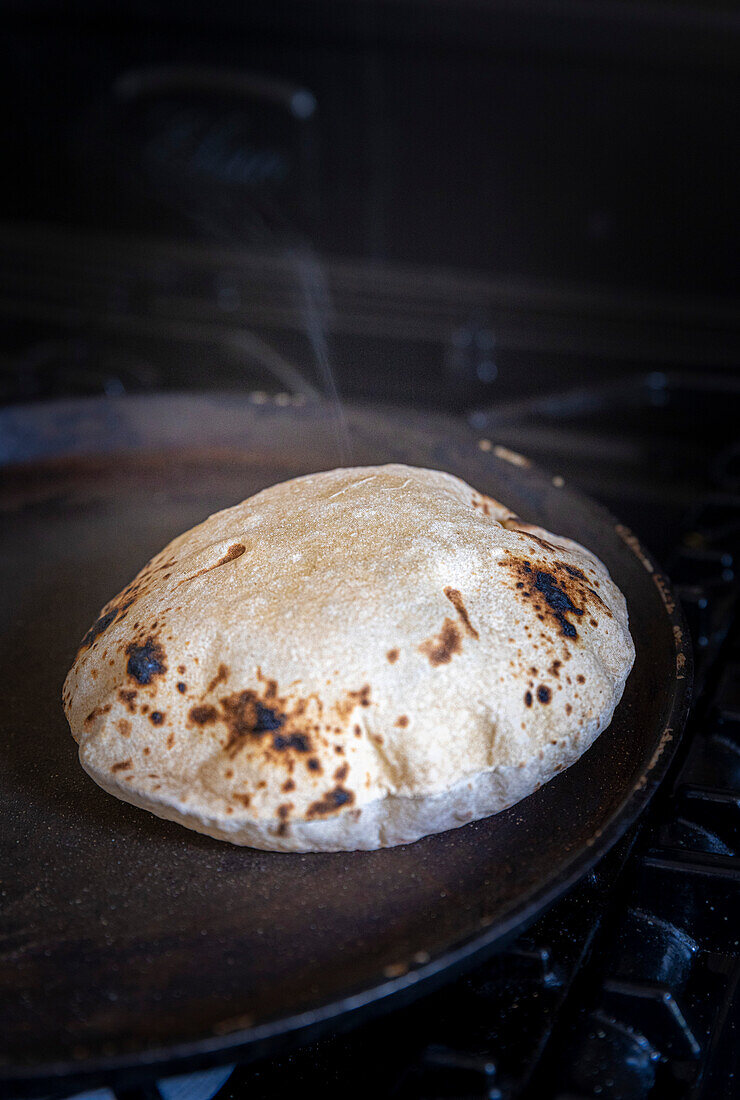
[0,394,692,1094]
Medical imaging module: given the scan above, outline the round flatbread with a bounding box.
[63,464,635,851]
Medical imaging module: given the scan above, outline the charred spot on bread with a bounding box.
[273,732,310,752]
[307,786,355,817]
[78,609,117,652]
[503,558,595,639]
[125,637,167,685]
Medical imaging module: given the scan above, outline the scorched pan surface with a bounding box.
[0,395,691,1093]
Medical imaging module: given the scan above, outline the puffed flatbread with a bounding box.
[63,464,635,851]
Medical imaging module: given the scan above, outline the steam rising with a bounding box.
[290,246,353,466]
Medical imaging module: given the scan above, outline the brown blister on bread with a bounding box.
[176,543,246,588]
[419,619,463,666]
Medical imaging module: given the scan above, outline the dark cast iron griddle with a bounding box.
[0,394,691,1095]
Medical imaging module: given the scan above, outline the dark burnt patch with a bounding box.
[503,559,584,639]
[79,609,117,652]
[534,572,582,638]
[78,594,138,654]
[125,637,167,685]
[111,759,132,773]
[395,715,409,728]
[282,778,296,792]
[503,555,613,639]
[387,648,399,664]
[549,660,562,677]
[307,786,355,817]
[254,703,284,732]
[185,676,368,765]
[177,681,187,693]
[563,564,609,611]
[221,691,300,757]
[443,586,479,639]
[150,711,165,725]
[537,685,552,704]
[419,619,462,666]
[577,674,586,684]
[273,732,310,752]
[189,703,218,725]
[334,763,349,782]
[524,691,533,707]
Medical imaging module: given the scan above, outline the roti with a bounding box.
[63,464,635,851]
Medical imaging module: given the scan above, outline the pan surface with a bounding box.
[0,394,691,1093]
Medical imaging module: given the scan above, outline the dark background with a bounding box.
[1,0,738,410]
